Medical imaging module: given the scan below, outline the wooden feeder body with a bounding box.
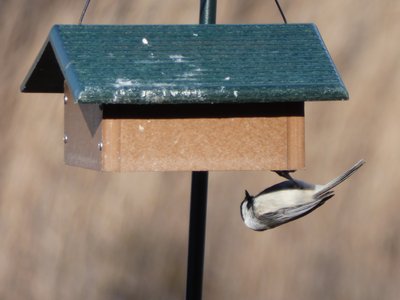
[22,24,348,171]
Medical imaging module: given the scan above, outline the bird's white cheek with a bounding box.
[241,207,267,231]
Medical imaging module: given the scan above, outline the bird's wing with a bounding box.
[256,180,314,197]
[258,191,334,229]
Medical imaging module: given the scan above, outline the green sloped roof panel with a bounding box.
[21,24,348,104]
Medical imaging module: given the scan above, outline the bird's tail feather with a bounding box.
[315,159,365,198]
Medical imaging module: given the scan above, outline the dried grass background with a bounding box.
[1,0,399,299]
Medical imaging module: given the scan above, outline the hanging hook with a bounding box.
[79,0,91,24]
[274,0,288,24]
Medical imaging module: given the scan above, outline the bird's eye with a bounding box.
[246,199,252,209]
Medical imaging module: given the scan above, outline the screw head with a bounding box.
[63,134,68,144]
[64,95,68,104]
[98,142,103,151]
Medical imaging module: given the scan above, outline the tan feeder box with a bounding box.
[21,24,348,172]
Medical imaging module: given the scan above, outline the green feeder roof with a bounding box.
[21,24,348,104]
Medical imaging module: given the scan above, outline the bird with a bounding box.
[240,160,365,231]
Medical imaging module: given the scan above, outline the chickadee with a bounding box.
[240,160,365,231]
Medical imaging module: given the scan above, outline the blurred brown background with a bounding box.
[1,0,399,299]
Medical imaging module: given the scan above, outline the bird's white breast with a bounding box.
[253,189,315,215]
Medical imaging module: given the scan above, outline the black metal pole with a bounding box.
[186,171,209,300]
[185,2,216,300]
[199,0,217,24]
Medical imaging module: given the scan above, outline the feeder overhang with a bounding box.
[21,24,348,104]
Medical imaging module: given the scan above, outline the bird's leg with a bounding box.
[274,170,302,188]
[274,170,295,181]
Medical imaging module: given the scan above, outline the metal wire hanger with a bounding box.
[79,0,91,24]
[274,0,288,24]
[79,1,288,25]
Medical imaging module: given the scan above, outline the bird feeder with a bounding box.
[21,1,350,296]
[21,24,348,172]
